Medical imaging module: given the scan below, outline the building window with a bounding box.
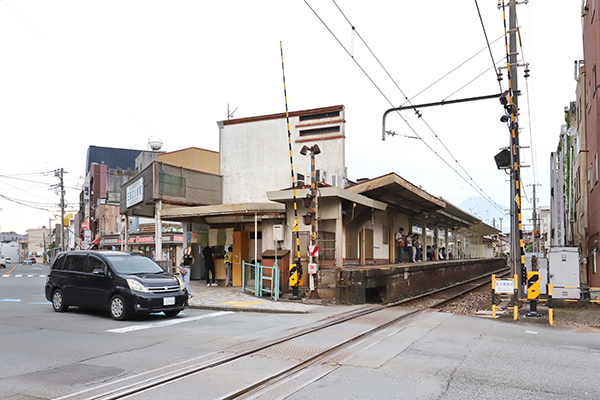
[588,82,592,111]
[299,126,341,136]
[594,152,598,183]
[299,111,340,122]
[576,167,581,201]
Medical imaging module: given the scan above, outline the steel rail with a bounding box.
[60,268,508,400]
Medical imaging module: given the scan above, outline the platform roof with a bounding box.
[347,173,492,231]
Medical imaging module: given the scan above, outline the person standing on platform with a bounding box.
[406,232,414,263]
[179,247,193,298]
[414,234,422,261]
[395,228,405,263]
[202,245,216,286]
[224,246,233,287]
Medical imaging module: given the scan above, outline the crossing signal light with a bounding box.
[303,212,314,225]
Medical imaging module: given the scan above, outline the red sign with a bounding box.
[81,222,89,230]
[308,245,319,257]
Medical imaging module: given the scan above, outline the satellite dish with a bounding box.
[148,136,163,151]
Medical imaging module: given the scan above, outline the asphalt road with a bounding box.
[1,262,600,399]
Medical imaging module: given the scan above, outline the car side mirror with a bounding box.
[92,268,105,276]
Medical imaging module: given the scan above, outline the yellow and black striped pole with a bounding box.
[501,1,526,294]
[280,42,303,300]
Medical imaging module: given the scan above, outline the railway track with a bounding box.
[56,268,508,400]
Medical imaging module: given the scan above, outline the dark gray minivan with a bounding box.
[45,250,188,320]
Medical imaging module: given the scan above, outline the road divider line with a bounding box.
[106,311,235,333]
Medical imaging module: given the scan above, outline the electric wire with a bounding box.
[475,0,503,93]
[330,0,506,213]
[311,0,505,214]
[407,34,504,106]
[443,58,504,101]
[516,11,539,206]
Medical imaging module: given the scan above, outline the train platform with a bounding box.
[186,280,329,314]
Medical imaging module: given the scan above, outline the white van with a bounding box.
[0,255,6,268]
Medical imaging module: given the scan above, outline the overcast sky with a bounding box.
[0,1,583,235]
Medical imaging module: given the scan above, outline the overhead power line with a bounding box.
[305,0,506,214]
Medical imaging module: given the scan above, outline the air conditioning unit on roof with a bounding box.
[316,169,327,184]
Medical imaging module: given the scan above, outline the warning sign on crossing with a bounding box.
[308,245,319,257]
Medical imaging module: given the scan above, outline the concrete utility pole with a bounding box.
[504,0,525,296]
[56,168,65,251]
[529,183,542,253]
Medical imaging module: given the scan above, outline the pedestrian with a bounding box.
[406,232,414,263]
[179,247,193,298]
[432,244,438,261]
[414,234,422,261]
[224,245,233,287]
[426,245,434,261]
[395,228,405,263]
[202,245,216,286]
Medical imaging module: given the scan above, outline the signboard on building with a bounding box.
[126,178,144,208]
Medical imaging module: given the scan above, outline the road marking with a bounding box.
[15,275,22,278]
[30,302,52,305]
[1,275,9,278]
[0,299,21,302]
[106,311,235,333]
[222,300,266,307]
[525,330,538,335]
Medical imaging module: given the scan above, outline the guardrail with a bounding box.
[242,261,280,301]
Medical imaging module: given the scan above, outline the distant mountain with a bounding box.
[458,197,509,232]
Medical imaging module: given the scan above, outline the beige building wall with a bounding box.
[158,147,219,175]
[26,227,50,260]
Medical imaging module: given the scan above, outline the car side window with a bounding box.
[64,255,86,272]
[88,256,107,275]
[52,254,66,270]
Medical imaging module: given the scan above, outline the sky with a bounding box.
[0,1,584,235]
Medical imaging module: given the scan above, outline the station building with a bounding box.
[120,105,500,302]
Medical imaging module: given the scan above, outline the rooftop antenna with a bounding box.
[227,103,238,120]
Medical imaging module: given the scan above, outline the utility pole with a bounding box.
[529,183,542,253]
[56,168,65,251]
[501,0,526,297]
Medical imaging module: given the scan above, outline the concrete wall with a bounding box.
[337,258,506,304]
[158,148,219,175]
[220,108,346,204]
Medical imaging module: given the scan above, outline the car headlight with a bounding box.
[176,276,186,290]
[127,279,149,293]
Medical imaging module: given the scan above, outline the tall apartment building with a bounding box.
[582,0,600,288]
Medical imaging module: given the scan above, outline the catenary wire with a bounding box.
[320,1,505,214]
[406,35,504,106]
[475,0,503,93]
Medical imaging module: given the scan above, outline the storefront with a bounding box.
[100,233,184,263]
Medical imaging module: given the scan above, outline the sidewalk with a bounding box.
[185,280,324,314]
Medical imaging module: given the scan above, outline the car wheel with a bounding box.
[164,310,181,318]
[109,294,129,321]
[52,289,69,312]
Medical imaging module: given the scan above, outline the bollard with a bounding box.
[548,283,553,326]
[492,274,496,319]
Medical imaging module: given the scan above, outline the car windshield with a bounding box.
[105,254,165,274]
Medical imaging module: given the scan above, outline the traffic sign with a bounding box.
[308,245,319,257]
[308,263,318,274]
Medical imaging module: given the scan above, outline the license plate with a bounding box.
[163,297,175,306]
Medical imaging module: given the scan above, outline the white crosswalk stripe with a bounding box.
[1,274,46,278]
